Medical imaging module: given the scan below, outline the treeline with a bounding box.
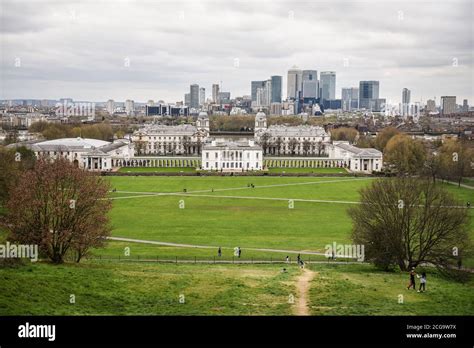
[210,115,254,131]
[371,127,473,185]
[29,121,115,141]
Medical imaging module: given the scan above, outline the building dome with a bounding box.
[256,111,266,119]
[198,111,208,118]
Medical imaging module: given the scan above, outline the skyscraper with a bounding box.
[341,88,359,111]
[359,81,379,109]
[441,96,456,115]
[402,88,411,104]
[462,99,469,112]
[320,71,336,101]
[190,84,199,109]
[270,76,282,103]
[302,70,318,99]
[199,87,205,106]
[287,66,303,100]
[106,99,115,114]
[251,81,265,102]
[212,84,220,103]
[125,99,135,116]
[401,88,411,116]
[426,99,436,113]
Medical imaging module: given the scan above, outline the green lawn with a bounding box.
[118,167,196,173]
[107,177,373,252]
[0,262,295,315]
[1,261,472,315]
[307,264,474,315]
[104,176,473,265]
[1,175,472,316]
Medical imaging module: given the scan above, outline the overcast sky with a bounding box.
[1,0,472,104]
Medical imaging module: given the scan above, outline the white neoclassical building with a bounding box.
[202,139,263,172]
[254,111,330,156]
[17,137,134,171]
[328,141,383,173]
[132,112,210,155]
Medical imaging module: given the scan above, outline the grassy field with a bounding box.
[0,175,472,316]
[0,262,295,315]
[307,264,474,315]
[0,261,472,315]
[107,176,374,252]
[106,176,472,256]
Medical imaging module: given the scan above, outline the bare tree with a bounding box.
[6,158,112,263]
[289,138,298,156]
[302,139,311,157]
[275,137,283,156]
[259,132,271,155]
[317,140,325,157]
[349,177,471,271]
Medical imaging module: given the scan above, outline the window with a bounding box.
[206,162,209,168]
[256,153,259,159]
[206,152,209,159]
[215,153,218,159]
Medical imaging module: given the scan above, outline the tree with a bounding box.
[259,132,271,155]
[349,178,471,271]
[6,158,112,263]
[384,134,426,175]
[134,139,147,156]
[302,139,311,156]
[0,146,36,206]
[374,126,400,151]
[438,139,474,187]
[330,127,358,143]
[289,138,298,155]
[182,135,191,155]
[317,140,325,156]
[356,135,374,148]
[275,137,283,156]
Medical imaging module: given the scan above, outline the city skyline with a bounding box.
[1,0,472,104]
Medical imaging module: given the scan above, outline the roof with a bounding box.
[135,124,198,136]
[203,140,262,151]
[26,138,110,152]
[36,138,109,148]
[334,142,382,158]
[99,140,129,153]
[266,125,328,137]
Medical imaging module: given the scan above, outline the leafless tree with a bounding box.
[349,177,471,271]
[6,158,112,263]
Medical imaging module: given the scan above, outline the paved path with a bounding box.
[109,177,374,201]
[108,236,329,256]
[444,181,474,190]
[294,268,316,316]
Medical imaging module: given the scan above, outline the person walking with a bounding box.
[417,272,427,292]
[297,254,301,264]
[285,256,289,263]
[238,247,241,258]
[218,247,222,257]
[407,268,417,290]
